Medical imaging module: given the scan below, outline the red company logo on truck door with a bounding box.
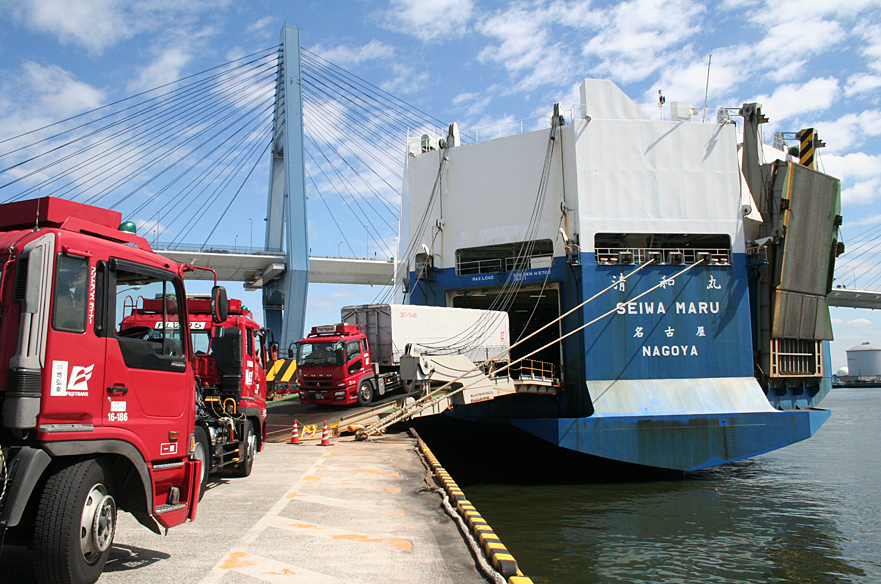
[51,361,94,396]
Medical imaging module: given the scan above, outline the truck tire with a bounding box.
[193,426,210,500]
[357,380,374,407]
[33,459,117,584]
[232,419,255,477]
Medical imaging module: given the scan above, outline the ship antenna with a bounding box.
[702,54,712,122]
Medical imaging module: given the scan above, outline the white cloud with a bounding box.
[854,22,881,71]
[474,2,597,91]
[378,63,431,96]
[815,110,881,154]
[308,40,395,67]
[8,0,134,53]
[847,213,881,226]
[5,0,229,54]
[581,0,704,84]
[824,151,881,181]
[451,90,496,119]
[820,152,881,206]
[381,0,474,41]
[766,59,807,83]
[128,46,194,93]
[20,61,105,118]
[472,0,705,91]
[841,178,881,206]
[246,16,275,35]
[134,218,168,239]
[845,73,881,96]
[831,317,875,327]
[750,77,839,121]
[754,19,845,60]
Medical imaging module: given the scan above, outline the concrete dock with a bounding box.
[1,431,496,584]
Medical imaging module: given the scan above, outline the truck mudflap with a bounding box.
[187,458,201,522]
[0,446,52,528]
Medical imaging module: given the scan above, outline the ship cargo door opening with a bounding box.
[450,284,562,383]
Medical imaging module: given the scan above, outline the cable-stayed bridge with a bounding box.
[1,25,879,347]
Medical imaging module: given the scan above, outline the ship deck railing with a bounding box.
[595,247,731,266]
[457,253,554,276]
[486,358,556,384]
[457,103,785,149]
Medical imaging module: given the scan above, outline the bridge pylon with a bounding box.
[264,24,309,346]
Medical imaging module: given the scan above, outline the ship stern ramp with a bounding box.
[510,377,829,471]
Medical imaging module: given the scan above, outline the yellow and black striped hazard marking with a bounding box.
[266,358,297,383]
[797,128,816,169]
[417,440,533,583]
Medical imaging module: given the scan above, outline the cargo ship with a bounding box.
[396,79,842,471]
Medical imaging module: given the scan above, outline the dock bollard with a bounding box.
[290,419,300,444]
[318,421,332,446]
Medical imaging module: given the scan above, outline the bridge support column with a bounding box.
[265,24,309,346]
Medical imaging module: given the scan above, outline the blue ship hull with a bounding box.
[511,409,829,472]
[407,253,831,471]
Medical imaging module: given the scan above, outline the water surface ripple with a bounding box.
[457,388,880,583]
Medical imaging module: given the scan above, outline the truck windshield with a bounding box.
[297,341,345,366]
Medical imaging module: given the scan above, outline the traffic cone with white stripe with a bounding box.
[290,419,300,444]
[318,420,331,446]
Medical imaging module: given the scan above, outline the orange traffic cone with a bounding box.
[318,420,331,446]
[290,419,300,444]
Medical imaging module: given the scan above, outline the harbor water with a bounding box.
[416,387,880,583]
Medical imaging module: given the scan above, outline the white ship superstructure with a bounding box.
[396,80,841,471]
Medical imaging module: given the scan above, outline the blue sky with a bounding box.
[1,0,880,370]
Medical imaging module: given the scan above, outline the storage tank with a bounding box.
[845,342,881,379]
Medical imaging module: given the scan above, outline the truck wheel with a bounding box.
[233,419,256,477]
[33,459,117,584]
[357,380,374,406]
[193,426,210,500]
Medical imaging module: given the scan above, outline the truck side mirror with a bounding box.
[211,285,228,324]
[269,342,279,362]
[213,326,225,339]
[288,346,295,359]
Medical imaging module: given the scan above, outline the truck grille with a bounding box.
[301,377,334,388]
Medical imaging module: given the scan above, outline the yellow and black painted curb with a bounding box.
[414,435,533,584]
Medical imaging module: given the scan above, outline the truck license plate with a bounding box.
[315,393,324,400]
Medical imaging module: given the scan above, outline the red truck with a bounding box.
[295,323,402,407]
[120,294,272,484]
[295,304,509,407]
[0,197,227,584]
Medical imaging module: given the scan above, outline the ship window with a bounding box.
[594,233,731,265]
[456,240,553,276]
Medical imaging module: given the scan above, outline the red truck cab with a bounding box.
[1,197,218,583]
[121,297,268,421]
[119,296,269,476]
[295,324,377,406]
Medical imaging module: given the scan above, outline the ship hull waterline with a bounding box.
[458,408,831,472]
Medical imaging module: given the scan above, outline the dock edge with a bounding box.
[410,428,534,584]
